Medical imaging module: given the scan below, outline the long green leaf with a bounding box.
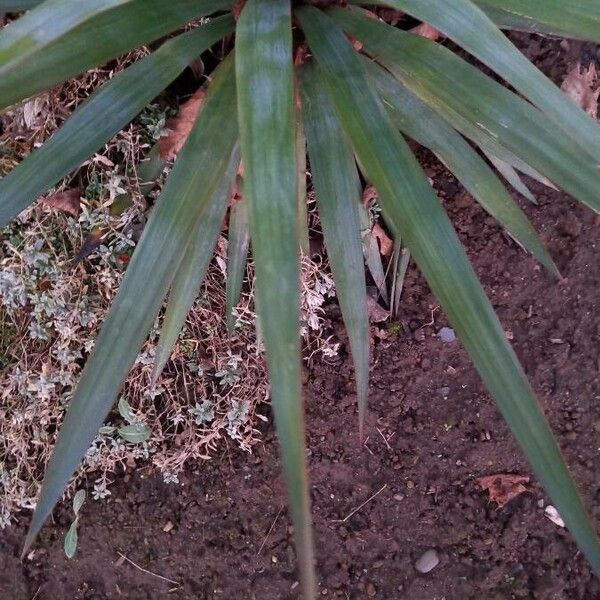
[482,150,537,204]
[152,146,239,385]
[330,8,600,216]
[0,1,41,9]
[298,5,600,576]
[0,16,235,227]
[300,63,370,434]
[296,113,310,255]
[226,198,250,335]
[351,0,600,162]
[23,55,239,555]
[473,0,600,42]
[0,0,231,111]
[235,2,315,598]
[364,59,557,275]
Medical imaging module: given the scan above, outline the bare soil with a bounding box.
[1,32,600,600]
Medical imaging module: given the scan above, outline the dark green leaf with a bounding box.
[236,1,315,597]
[300,62,369,434]
[0,1,41,9]
[473,0,600,42]
[364,59,557,275]
[23,55,239,556]
[0,0,232,111]
[0,17,234,227]
[330,7,600,216]
[226,198,250,335]
[151,145,239,385]
[299,5,600,576]
[351,0,600,162]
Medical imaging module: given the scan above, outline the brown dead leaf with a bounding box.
[411,22,444,41]
[372,223,393,257]
[159,88,206,161]
[295,42,310,67]
[561,62,599,119]
[72,227,107,265]
[42,188,81,218]
[362,186,393,256]
[366,294,391,323]
[378,9,404,26]
[232,0,246,19]
[477,474,529,508]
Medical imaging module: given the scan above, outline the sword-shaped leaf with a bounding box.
[300,63,369,434]
[364,59,557,275]
[351,0,600,162]
[330,8,600,216]
[235,1,315,597]
[0,16,235,227]
[473,0,600,42]
[151,147,240,385]
[298,5,600,576]
[226,198,250,335]
[23,55,239,555]
[0,0,231,111]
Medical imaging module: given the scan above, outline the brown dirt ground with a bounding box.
[1,30,600,600]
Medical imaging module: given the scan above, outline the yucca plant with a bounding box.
[1,0,599,596]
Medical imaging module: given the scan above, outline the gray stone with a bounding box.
[415,549,439,574]
[438,327,456,343]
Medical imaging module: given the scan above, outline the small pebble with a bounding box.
[367,583,377,597]
[437,327,456,343]
[437,386,450,397]
[393,493,405,501]
[415,549,439,574]
[545,505,565,528]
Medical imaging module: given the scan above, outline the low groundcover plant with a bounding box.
[0,0,599,596]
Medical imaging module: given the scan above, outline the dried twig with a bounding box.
[333,484,388,523]
[256,505,284,558]
[117,552,181,587]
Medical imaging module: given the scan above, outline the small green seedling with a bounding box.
[117,398,151,444]
[63,489,86,559]
[99,398,151,444]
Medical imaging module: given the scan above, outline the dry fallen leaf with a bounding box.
[561,62,599,119]
[378,8,404,26]
[42,188,81,218]
[411,22,444,41]
[372,223,394,257]
[362,186,393,256]
[366,294,390,323]
[159,88,207,161]
[73,227,107,265]
[477,474,530,507]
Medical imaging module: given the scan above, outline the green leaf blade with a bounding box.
[353,0,600,163]
[365,59,557,276]
[301,62,370,434]
[473,0,600,42]
[226,199,250,335]
[0,17,235,227]
[0,0,232,111]
[299,5,600,576]
[236,1,315,597]
[23,55,239,556]
[331,8,600,216]
[152,146,240,385]
[63,521,78,559]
